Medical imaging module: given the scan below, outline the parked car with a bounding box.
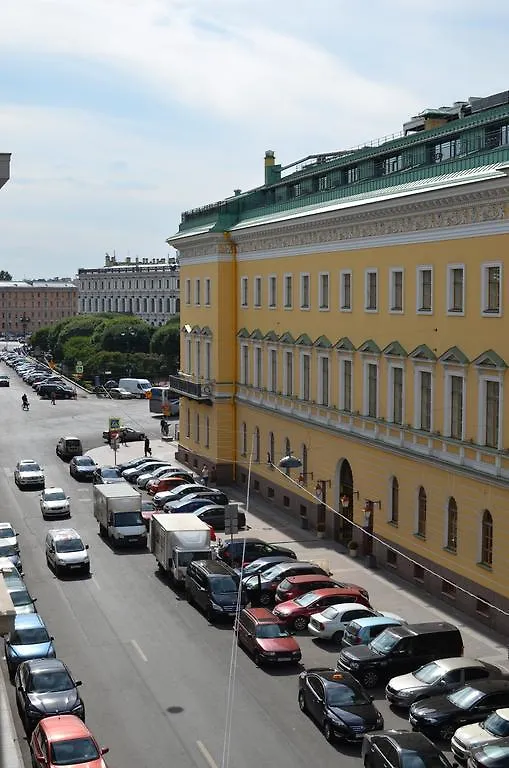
[102,426,145,443]
[274,588,371,631]
[242,561,332,606]
[162,488,229,510]
[386,658,508,708]
[0,373,10,386]
[409,680,509,742]
[276,574,369,604]
[92,466,125,484]
[116,455,152,473]
[235,555,295,579]
[342,615,407,649]
[38,383,76,399]
[218,539,297,569]
[136,464,174,488]
[468,736,509,767]
[69,455,97,481]
[185,560,248,622]
[235,607,301,666]
[109,387,136,399]
[309,603,378,643]
[193,504,246,531]
[45,529,90,577]
[9,586,37,615]
[146,476,198,495]
[150,480,211,502]
[298,667,383,743]
[55,436,82,461]
[452,708,509,763]
[123,460,174,483]
[14,460,45,489]
[361,729,456,768]
[4,614,55,680]
[141,499,157,528]
[0,522,21,571]
[39,487,71,519]
[30,715,109,768]
[15,658,84,734]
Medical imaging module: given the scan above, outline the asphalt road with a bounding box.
[1,362,507,768]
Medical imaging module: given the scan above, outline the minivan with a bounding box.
[118,378,152,399]
[342,615,406,649]
[45,529,90,577]
[56,436,83,461]
[337,621,463,688]
[185,560,248,622]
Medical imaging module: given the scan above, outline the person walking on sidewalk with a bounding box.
[144,437,152,457]
[50,390,56,405]
[201,465,209,487]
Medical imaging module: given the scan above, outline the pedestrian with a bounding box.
[120,429,127,446]
[163,419,169,437]
[50,390,56,405]
[144,437,151,457]
[201,465,209,487]
[160,419,165,436]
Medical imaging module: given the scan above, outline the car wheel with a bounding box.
[332,630,344,643]
[298,691,307,713]
[364,757,374,768]
[293,616,308,632]
[438,723,455,742]
[323,720,334,743]
[361,670,379,689]
[253,652,262,667]
[206,604,215,623]
[186,589,194,605]
[259,592,272,606]
[55,564,62,578]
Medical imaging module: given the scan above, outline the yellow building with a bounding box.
[168,91,509,633]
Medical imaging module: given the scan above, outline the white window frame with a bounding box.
[318,272,330,311]
[300,351,311,401]
[481,262,503,317]
[253,345,262,389]
[300,273,310,310]
[364,268,378,312]
[253,275,262,308]
[240,276,248,308]
[339,269,352,312]
[283,350,294,397]
[389,268,404,314]
[416,265,434,314]
[446,264,465,316]
[240,343,249,385]
[268,274,277,309]
[387,362,405,424]
[268,347,278,393]
[185,279,191,305]
[443,370,466,440]
[413,365,434,431]
[317,354,330,406]
[283,273,293,309]
[363,359,379,418]
[477,372,504,449]
[204,278,211,306]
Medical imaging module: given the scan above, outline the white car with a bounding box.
[308,603,377,642]
[0,522,18,548]
[40,487,71,519]
[451,708,509,762]
[14,460,45,489]
[45,528,90,577]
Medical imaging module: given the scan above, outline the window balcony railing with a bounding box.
[169,374,212,401]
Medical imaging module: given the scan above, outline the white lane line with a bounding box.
[196,741,219,768]
[92,577,101,591]
[130,639,148,662]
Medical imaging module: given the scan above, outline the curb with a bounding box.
[0,669,24,768]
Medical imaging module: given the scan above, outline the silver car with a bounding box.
[40,487,71,519]
[451,707,509,762]
[14,460,45,489]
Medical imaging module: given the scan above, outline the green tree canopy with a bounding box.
[150,321,179,373]
[0,270,12,281]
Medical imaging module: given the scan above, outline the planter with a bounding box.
[349,548,358,558]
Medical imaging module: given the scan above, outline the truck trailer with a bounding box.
[150,513,213,583]
[93,484,147,547]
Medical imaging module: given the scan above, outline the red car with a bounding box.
[236,607,302,666]
[146,475,190,496]
[275,574,369,604]
[273,588,372,631]
[30,715,109,768]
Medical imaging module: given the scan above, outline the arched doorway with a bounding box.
[335,459,354,544]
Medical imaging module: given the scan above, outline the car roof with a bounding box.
[283,574,332,585]
[0,522,14,530]
[48,528,82,540]
[43,487,65,494]
[39,715,91,741]
[465,680,509,694]
[193,560,236,575]
[323,602,373,615]
[378,730,441,753]
[14,613,45,630]
[306,668,357,686]
[351,616,402,628]
[19,459,39,466]
[61,436,80,441]
[433,657,488,671]
[273,561,323,574]
[302,587,361,599]
[223,538,264,548]
[23,658,65,672]
[243,607,285,623]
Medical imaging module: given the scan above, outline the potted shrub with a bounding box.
[348,540,359,558]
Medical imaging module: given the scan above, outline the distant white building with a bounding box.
[77,254,180,325]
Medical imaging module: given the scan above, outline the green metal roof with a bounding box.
[473,349,507,368]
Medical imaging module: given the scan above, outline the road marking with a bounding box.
[92,577,101,591]
[130,639,148,662]
[196,741,219,768]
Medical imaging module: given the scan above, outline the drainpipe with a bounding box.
[223,231,238,482]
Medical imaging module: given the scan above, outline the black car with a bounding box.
[194,505,247,531]
[14,658,84,734]
[69,455,97,481]
[409,680,509,742]
[102,426,146,443]
[116,456,153,473]
[298,667,383,743]
[185,560,248,622]
[243,561,330,606]
[469,736,509,767]
[217,538,297,568]
[38,383,76,399]
[92,466,124,484]
[362,729,455,768]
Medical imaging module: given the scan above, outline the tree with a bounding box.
[150,321,180,373]
[0,270,12,281]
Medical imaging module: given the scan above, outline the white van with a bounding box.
[118,378,152,399]
[45,529,90,577]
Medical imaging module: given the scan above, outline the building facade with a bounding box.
[77,254,180,325]
[168,89,509,633]
[0,280,77,338]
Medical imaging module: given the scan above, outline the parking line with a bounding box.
[196,741,219,768]
[130,639,148,662]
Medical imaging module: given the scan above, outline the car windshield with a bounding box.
[211,576,239,594]
[10,590,31,606]
[369,629,400,654]
[77,457,94,466]
[400,750,452,768]
[101,468,119,478]
[0,527,14,539]
[321,606,340,619]
[44,490,66,502]
[326,683,368,707]
[20,462,40,472]
[51,737,100,766]
[294,591,319,607]
[413,661,444,684]
[55,539,84,553]
[448,686,484,709]
[12,627,50,645]
[243,560,267,576]
[0,544,18,557]
[260,563,288,582]
[256,623,291,639]
[113,512,143,527]
[30,668,73,693]
[485,712,509,737]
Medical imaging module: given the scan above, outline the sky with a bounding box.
[1,0,509,279]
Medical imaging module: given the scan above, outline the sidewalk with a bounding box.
[0,668,23,768]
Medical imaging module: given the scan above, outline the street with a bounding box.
[1,365,507,768]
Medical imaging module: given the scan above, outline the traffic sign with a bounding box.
[75,361,83,374]
[224,503,240,536]
[109,417,121,431]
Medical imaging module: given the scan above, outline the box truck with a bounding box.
[93,484,147,547]
[150,513,213,583]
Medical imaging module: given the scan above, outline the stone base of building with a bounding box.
[175,443,234,486]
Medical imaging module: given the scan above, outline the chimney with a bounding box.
[234,189,241,196]
[264,150,281,185]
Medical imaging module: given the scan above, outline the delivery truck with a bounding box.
[150,513,213,583]
[93,484,147,547]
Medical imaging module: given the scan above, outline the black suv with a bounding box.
[362,730,456,768]
[185,560,248,622]
[217,539,296,568]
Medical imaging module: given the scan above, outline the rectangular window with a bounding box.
[254,346,262,388]
[485,380,500,448]
[205,417,210,448]
[366,363,378,418]
[254,276,262,307]
[300,273,310,309]
[240,276,248,307]
[450,375,464,440]
[417,267,433,313]
[205,341,211,380]
[268,275,277,308]
[392,367,403,424]
[365,269,378,311]
[195,279,201,306]
[195,413,200,443]
[186,408,190,438]
[301,353,310,401]
[283,274,293,309]
[347,166,359,183]
[419,371,432,431]
[284,351,293,396]
[340,270,352,311]
[390,269,403,312]
[319,356,329,406]
[482,263,502,315]
[185,279,191,305]
[342,359,352,412]
[447,266,464,313]
[269,349,278,392]
[195,339,201,379]
[240,344,249,385]
[185,337,192,375]
[319,272,329,310]
[204,278,211,306]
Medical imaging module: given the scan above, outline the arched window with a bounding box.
[101,298,105,312]
[254,427,260,463]
[143,298,148,313]
[446,497,458,551]
[136,298,140,312]
[151,298,155,313]
[108,298,112,312]
[159,298,163,313]
[167,298,171,312]
[268,432,275,464]
[176,298,180,313]
[417,487,427,537]
[481,510,493,567]
[390,477,399,525]
[241,422,247,456]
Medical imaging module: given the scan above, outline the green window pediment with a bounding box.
[263,330,279,342]
[279,331,295,345]
[295,333,313,346]
[335,336,355,352]
[314,334,333,349]
[358,339,381,355]
[181,324,192,334]
[249,328,264,340]
[191,324,201,335]
[473,349,507,369]
[439,346,469,365]
[409,343,437,361]
[237,327,250,338]
[383,340,407,357]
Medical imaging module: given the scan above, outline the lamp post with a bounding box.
[121,328,136,376]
